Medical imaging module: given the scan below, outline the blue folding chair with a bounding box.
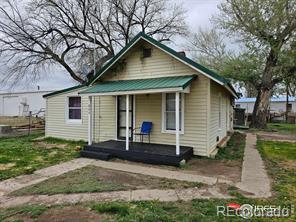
[134,121,152,143]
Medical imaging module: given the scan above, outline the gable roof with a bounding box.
[88,32,237,97]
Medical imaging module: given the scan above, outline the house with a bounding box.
[43,32,237,165]
[236,97,296,114]
[0,90,53,117]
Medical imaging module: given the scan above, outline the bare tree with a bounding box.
[0,0,187,85]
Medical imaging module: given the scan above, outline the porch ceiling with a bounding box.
[79,75,196,96]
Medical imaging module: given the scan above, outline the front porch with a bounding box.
[79,75,197,166]
[81,140,193,166]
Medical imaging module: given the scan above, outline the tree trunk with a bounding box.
[286,85,289,123]
[251,49,278,129]
[251,88,272,128]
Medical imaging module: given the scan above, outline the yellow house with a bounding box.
[43,32,237,166]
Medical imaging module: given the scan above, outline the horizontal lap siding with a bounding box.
[101,41,196,81]
[209,81,232,153]
[93,96,116,142]
[135,76,209,156]
[45,89,88,141]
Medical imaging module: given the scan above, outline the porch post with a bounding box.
[175,92,180,155]
[88,96,93,145]
[125,94,129,151]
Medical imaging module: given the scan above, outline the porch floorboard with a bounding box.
[81,140,193,166]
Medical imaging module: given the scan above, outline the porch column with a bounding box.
[176,92,180,155]
[88,96,93,145]
[125,94,129,151]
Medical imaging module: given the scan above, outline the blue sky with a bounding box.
[0,0,222,93]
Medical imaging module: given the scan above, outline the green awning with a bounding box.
[79,75,196,95]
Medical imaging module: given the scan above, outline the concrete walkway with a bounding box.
[0,158,93,196]
[0,158,228,198]
[236,133,272,198]
[0,187,231,208]
[0,133,272,207]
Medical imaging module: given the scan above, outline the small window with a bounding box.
[68,97,81,120]
[142,48,152,58]
[235,104,241,108]
[162,93,184,133]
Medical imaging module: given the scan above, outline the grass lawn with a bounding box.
[1,138,296,221]
[267,123,296,135]
[10,165,203,196]
[215,132,246,160]
[0,132,85,181]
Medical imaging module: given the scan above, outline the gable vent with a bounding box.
[142,48,152,58]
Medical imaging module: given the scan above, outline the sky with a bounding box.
[0,0,223,93]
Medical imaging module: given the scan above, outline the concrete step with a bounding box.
[80,150,112,161]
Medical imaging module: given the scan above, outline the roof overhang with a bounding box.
[80,75,195,96]
[80,86,190,96]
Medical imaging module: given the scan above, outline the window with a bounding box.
[67,97,81,122]
[162,93,184,133]
[235,104,241,108]
[142,48,152,58]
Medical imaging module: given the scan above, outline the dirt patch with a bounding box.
[113,158,242,182]
[278,160,296,170]
[89,166,202,189]
[0,163,15,170]
[36,141,68,149]
[7,206,107,222]
[37,206,107,222]
[182,159,242,182]
[257,132,296,142]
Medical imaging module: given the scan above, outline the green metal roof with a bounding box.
[43,85,85,98]
[87,32,237,97]
[80,75,196,94]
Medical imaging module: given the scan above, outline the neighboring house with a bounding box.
[236,97,296,114]
[0,90,53,117]
[44,32,237,158]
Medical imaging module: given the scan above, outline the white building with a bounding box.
[0,91,53,116]
[236,97,296,114]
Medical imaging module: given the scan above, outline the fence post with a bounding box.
[28,111,32,136]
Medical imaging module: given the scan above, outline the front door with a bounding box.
[117,95,133,140]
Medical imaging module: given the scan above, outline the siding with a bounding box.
[93,96,116,142]
[208,80,233,153]
[134,75,209,156]
[45,89,88,141]
[101,40,196,81]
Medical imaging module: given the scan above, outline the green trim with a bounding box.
[43,85,85,98]
[80,75,196,94]
[88,32,237,97]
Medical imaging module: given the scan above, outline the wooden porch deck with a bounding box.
[80,140,193,166]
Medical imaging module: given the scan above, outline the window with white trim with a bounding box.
[162,93,184,133]
[68,97,81,120]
